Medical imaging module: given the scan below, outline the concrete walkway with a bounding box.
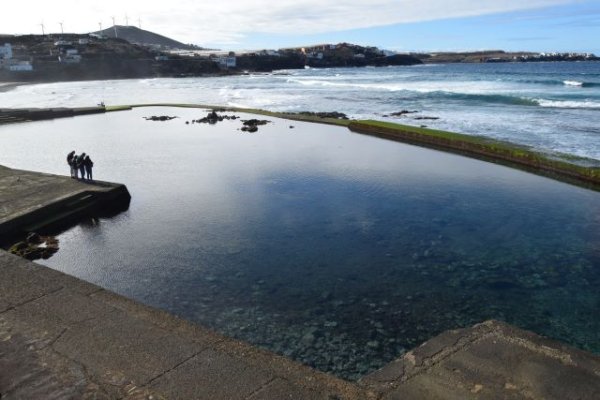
[1,166,599,399]
[0,165,129,240]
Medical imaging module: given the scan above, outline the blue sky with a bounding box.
[242,1,600,53]
[2,0,599,53]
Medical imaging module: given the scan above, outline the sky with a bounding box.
[1,0,599,53]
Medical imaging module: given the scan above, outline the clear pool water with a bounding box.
[1,107,599,379]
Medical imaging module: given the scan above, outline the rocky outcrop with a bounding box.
[8,232,59,260]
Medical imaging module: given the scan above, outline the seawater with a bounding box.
[0,107,599,380]
[1,62,600,160]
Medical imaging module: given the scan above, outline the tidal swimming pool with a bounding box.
[1,107,599,379]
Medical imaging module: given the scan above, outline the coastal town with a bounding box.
[1,25,597,83]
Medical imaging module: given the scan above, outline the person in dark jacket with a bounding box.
[71,155,79,179]
[83,155,94,180]
[77,153,86,180]
[66,151,76,178]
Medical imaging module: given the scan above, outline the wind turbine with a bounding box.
[59,22,64,35]
[125,14,129,26]
[138,17,142,29]
[111,16,118,38]
[98,22,102,31]
[39,22,45,36]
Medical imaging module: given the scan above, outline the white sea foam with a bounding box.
[563,80,584,87]
[287,78,513,94]
[536,99,600,109]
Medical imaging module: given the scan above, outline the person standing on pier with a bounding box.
[84,155,94,181]
[77,152,86,180]
[66,151,76,178]
[72,154,80,179]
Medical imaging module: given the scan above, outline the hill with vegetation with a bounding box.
[93,25,203,50]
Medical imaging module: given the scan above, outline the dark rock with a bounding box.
[26,232,42,244]
[8,235,59,261]
[390,110,418,116]
[241,125,259,133]
[143,115,178,121]
[413,116,440,120]
[193,110,239,125]
[242,119,270,126]
[294,111,349,120]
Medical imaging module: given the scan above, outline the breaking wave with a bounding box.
[536,99,600,109]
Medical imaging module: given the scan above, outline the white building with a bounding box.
[0,43,13,60]
[8,61,33,71]
[216,56,236,69]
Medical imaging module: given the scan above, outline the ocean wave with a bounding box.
[431,92,540,106]
[503,78,600,88]
[286,78,510,94]
[563,80,583,87]
[536,99,600,109]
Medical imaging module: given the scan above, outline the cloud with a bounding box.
[0,0,579,46]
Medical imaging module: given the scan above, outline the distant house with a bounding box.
[307,52,323,60]
[8,61,33,71]
[260,50,280,57]
[215,56,236,69]
[0,43,13,60]
[54,40,72,46]
[78,38,90,45]
[1,44,33,71]
[88,33,107,40]
[59,49,82,63]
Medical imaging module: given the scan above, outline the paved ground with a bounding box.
[361,320,600,399]
[1,166,599,399]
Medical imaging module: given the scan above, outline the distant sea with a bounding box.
[2,61,599,160]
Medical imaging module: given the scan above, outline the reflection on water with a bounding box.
[1,107,599,380]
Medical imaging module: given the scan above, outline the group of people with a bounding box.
[67,151,94,180]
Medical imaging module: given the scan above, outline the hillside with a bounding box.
[94,25,201,50]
